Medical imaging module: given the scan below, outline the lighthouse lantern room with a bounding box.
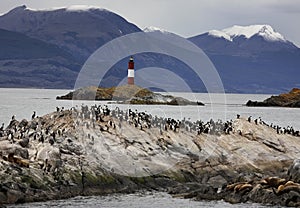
[128,56,134,85]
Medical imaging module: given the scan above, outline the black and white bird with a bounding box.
[32,111,36,120]
[0,123,4,131]
[248,116,252,122]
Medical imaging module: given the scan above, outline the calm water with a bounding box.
[1,88,299,207]
[0,88,299,130]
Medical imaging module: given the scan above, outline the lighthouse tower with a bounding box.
[128,56,134,85]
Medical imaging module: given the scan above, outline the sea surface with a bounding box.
[0,88,299,130]
[1,88,299,207]
[8,192,278,208]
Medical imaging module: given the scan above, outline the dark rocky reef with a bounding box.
[246,88,300,107]
[56,85,204,106]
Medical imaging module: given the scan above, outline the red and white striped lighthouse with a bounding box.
[128,56,134,85]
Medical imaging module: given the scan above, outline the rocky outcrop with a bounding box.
[0,106,299,206]
[169,175,300,207]
[246,88,300,107]
[288,159,300,183]
[56,85,204,105]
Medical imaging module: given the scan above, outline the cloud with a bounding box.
[263,0,300,14]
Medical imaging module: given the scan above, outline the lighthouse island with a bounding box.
[57,56,204,106]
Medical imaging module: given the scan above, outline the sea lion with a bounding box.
[226,182,248,191]
[276,181,300,194]
[13,157,29,168]
[7,153,29,168]
[227,183,240,191]
[234,183,253,192]
[284,181,299,186]
[263,177,286,188]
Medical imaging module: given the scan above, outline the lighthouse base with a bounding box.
[128,77,134,85]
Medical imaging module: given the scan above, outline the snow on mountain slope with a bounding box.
[65,5,106,12]
[208,30,232,41]
[0,5,141,60]
[23,5,108,12]
[208,24,286,42]
[143,26,171,34]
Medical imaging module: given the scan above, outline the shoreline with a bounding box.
[56,85,205,106]
[246,88,300,108]
[0,105,299,206]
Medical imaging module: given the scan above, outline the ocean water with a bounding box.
[0,88,299,130]
[1,88,299,207]
[9,192,278,208]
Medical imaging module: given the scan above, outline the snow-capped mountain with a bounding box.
[0,5,141,88]
[208,24,286,42]
[189,24,297,55]
[0,5,141,61]
[20,5,108,12]
[188,24,300,93]
[0,5,299,93]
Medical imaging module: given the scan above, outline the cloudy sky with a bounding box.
[1,0,300,46]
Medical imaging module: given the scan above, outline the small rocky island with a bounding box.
[56,85,204,106]
[246,88,300,107]
[0,105,300,206]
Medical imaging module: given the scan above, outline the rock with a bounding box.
[57,85,203,106]
[288,159,300,183]
[194,184,220,200]
[0,192,7,204]
[169,182,220,200]
[62,143,84,156]
[0,141,29,159]
[0,107,300,206]
[246,88,300,107]
[14,147,29,159]
[36,146,61,162]
[207,175,227,189]
[247,184,264,201]
[285,191,300,207]
[18,119,28,128]
[1,185,25,204]
[18,137,29,148]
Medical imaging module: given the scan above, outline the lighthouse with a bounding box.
[128,56,134,85]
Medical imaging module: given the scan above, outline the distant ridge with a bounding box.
[0,5,299,93]
[0,5,141,89]
[188,24,300,93]
[0,5,141,60]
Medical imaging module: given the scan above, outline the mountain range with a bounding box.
[0,5,299,93]
[188,25,300,93]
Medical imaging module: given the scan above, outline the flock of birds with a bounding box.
[246,115,299,136]
[75,105,235,136]
[0,104,298,148]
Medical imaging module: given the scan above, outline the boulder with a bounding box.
[207,175,227,189]
[18,137,29,148]
[0,141,29,159]
[288,159,300,183]
[18,119,28,128]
